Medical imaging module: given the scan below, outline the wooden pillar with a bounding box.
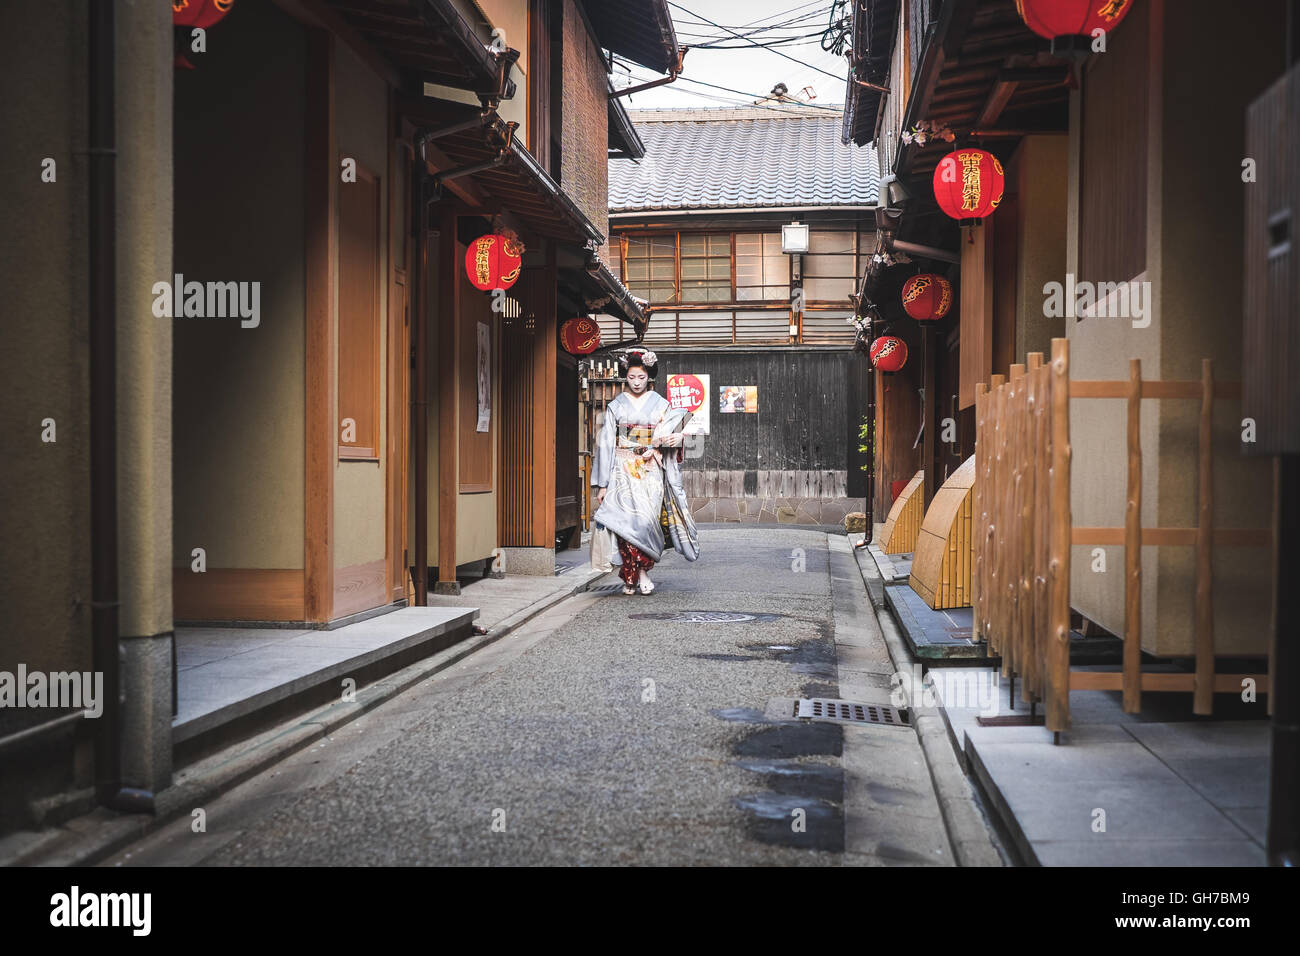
[435,207,460,595]
[304,28,336,623]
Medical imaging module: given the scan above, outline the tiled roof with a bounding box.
[609,109,879,213]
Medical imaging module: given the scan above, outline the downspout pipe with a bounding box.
[90,0,153,812]
[609,46,687,99]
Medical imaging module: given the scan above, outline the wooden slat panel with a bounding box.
[881,471,924,554]
[1243,65,1300,454]
[1078,0,1147,286]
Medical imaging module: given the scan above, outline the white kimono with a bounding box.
[591,390,700,563]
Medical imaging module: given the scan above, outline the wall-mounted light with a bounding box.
[781,221,810,254]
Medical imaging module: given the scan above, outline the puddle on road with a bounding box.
[712,622,848,853]
[732,792,844,852]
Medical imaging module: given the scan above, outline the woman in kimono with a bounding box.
[592,348,700,595]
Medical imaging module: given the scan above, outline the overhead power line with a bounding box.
[667,1,848,82]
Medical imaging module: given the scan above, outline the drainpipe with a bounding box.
[609,47,687,99]
[89,0,153,812]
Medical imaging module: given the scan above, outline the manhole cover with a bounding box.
[628,611,780,623]
[793,698,910,727]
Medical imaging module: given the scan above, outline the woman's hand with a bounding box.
[654,433,684,448]
[597,487,607,505]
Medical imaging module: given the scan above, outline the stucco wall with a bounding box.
[1068,0,1282,657]
[333,41,389,573]
[1,2,91,684]
[172,0,306,570]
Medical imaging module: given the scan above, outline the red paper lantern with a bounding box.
[901,274,953,321]
[933,148,1005,223]
[173,0,235,29]
[1014,0,1133,40]
[464,234,523,291]
[560,317,601,355]
[869,336,908,372]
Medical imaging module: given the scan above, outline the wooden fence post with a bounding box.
[1124,358,1143,713]
[1194,358,1215,715]
[1047,338,1072,734]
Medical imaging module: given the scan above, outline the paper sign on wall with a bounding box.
[719,385,758,413]
[476,321,491,432]
[666,373,709,435]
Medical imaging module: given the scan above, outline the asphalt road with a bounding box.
[103,528,946,866]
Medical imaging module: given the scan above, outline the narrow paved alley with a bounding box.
[102,528,997,866]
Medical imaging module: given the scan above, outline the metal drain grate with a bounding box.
[628,611,781,623]
[794,698,910,727]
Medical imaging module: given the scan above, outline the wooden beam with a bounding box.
[436,206,461,594]
[1071,379,1243,400]
[273,0,402,89]
[976,77,1019,128]
[304,28,337,623]
[1072,527,1270,547]
[1071,672,1270,693]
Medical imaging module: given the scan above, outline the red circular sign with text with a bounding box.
[666,374,705,413]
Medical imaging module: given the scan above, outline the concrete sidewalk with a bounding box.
[851,534,1270,867]
[0,563,611,867]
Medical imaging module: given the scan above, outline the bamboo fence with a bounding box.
[972,338,1272,734]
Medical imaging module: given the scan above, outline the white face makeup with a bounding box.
[626,367,649,394]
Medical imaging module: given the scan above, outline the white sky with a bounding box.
[612,0,850,112]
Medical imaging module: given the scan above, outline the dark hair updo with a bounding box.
[618,347,658,379]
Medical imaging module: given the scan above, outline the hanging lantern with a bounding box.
[901,274,953,321]
[869,336,908,372]
[464,234,524,292]
[560,317,601,355]
[933,148,1005,224]
[173,1,235,69]
[1014,0,1133,41]
[173,0,234,29]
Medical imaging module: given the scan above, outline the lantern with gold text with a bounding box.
[464,234,524,292]
[173,0,234,29]
[560,317,601,356]
[901,274,953,322]
[933,149,1004,224]
[1014,0,1133,40]
[869,336,908,372]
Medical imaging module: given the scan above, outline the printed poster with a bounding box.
[666,373,709,435]
[476,321,491,432]
[719,385,758,413]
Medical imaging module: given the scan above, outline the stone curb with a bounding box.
[4,568,611,868]
[849,537,1006,867]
